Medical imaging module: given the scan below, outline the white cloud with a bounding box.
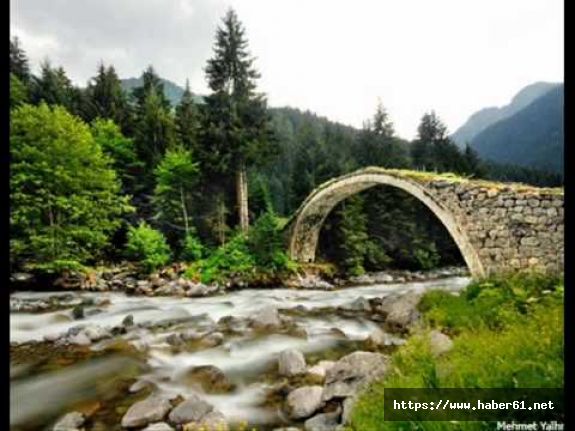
[11,0,563,139]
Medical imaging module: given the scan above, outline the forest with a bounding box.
[9,9,563,281]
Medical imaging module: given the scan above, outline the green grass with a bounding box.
[348,273,564,431]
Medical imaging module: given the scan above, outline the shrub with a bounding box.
[247,211,294,273]
[185,233,254,284]
[126,222,171,272]
[181,232,204,262]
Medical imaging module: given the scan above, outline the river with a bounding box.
[10,276,470,430]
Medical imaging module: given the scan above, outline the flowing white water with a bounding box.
[10,276,470,428]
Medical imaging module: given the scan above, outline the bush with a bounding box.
[185,233,254,284]
[247,211,294,273]
[181,232,204,262]
[126,222,171,272]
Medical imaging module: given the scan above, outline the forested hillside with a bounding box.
[451,81,560,147]
[471,84,563,173]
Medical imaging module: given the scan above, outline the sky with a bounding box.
[11,0,563,140]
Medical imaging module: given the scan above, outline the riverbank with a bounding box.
[10,264,469,304]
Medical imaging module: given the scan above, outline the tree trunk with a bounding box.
[236,162,249,233]
[180,185,189,236]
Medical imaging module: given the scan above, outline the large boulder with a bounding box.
[286,386,324,419]
[168,394,214,425]
[323,351,389,401]
[121,395,172,428]
[374,292,422,333]
[278,349,306,377]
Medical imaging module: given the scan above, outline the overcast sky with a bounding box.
[11,0,563,139]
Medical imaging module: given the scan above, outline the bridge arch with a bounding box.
[287,169,486,278]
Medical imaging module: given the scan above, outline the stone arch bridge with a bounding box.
[285,167,564,278]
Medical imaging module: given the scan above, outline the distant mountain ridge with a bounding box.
[120,77,204,106]
[470,84,563,174]
[451,82,561,147]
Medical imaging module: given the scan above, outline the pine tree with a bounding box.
[10,37,30,83]
[133,73,177,171]
[175,80,200,152]
[202,8,275,233]
[132,66,171,110]
[85,63,132,132]
[411,110,466,173]
[31,62,84,116]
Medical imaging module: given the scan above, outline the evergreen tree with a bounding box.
[411,110,466,173]
[10,37,30,83]
[85,63,132,132]
[31,62,81,115]
[133,84,177,171]
[132,66,171,110]
[202,8,275,233]
[175,80,200,152]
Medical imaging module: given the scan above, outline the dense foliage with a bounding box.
[349,273,564,430]
[10,104,133,271]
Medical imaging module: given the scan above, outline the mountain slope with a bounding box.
[470,84,563,173]
[452,82,560,147]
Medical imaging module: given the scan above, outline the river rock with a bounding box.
[375,292,422,333]
[183,365,235,393]
[67,332,92,346]
[251,306,282,329]
[168,394,214,425]
[82,325,111,342]
[129,379,156,393]
[341,396,357,425]
[366,328,405,347]
[428,330,453,356]
[122,314,135,327]
[304,409,341,431]
[53,411,85,431]
[142,423,174,431]
[323,351,389,401]
[344,297,371,312]
[286,386,324,419]
[278,349,306,376]
[307,361,335,381]
[200,331,224,348]
[121,395,172,428]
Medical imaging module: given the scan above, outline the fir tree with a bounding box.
[202,8,275,232]
[175,80,200,152]
[10,37,30,83]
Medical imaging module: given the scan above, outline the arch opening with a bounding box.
[317,186,465,275]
